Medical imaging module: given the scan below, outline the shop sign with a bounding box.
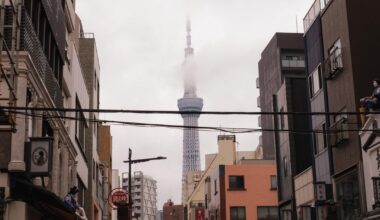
[25,137,53,176]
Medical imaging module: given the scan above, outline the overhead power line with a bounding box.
[0,106,375,116]
[1,109,376,135]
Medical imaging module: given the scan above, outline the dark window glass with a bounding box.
[77,176,85,207]
[270,175,277,190]
[75,98,86,150]
[229,176,244,189]
[258,206,278,220]
[230,207,246,220]
[309,65,322,97]
[214,179,218,194]
[279,107,285,129]
[336,171,361,220]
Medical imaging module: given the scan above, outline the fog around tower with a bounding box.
[183,55,198,98]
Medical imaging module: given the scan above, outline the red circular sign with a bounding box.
[108,188,128,208]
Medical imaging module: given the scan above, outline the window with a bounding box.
[77,176,85,207]
[309,65,322,97]
[279,107,285,129]
[94,115,97,134]
[75,98,86,150]
[320,0,331,10]
[230,207,246,220]
[283,157,288,177]
[229,176,245,190]
[314,123,327,154]
[327,39,343,76]
[258,206,278,220]
[214,179,218,195]
[335,171,361,219]
[92,160,96,180]
[329,108,348,147]
[270,175,277,190]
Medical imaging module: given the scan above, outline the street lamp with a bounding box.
[123,148,166,220]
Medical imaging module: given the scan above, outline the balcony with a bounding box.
[328,117,348,147]
[281,59,305,68]
[324,47,343,80]
[303,0,321,32]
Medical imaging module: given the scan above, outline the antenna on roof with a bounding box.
[296,16,299,33]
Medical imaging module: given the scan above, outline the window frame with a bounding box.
[309,65,323,98]
[257,206,278,220]
[314,123,327,155]
[270,175,277,190]
[228,175,245,190]
[75,98,86,150]
[230,206,246,220]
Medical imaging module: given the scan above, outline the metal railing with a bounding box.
[324,47,343,80]
[281,59,305,68]
[303,0,321,32]
[80,32,94,39]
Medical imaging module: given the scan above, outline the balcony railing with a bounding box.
[324,47,343,80]
[80,32,95,39]
[281,59,305,68]
[21,9,64,109]
[303,0,321,32]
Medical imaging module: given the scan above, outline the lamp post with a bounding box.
[123,148,166,220]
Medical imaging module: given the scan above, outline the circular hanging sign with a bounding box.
[108,188,128,208]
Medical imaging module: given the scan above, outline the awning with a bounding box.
[10,174,77,220]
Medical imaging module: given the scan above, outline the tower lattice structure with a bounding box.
[177,19,203,203]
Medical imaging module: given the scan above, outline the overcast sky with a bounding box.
[76,0,314,209]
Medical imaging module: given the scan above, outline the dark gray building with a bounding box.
[258,33,313,219]
[303,0,380,219]
[258,33,307,160]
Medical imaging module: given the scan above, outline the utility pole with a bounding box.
[128,148,132,220]
[123,148,166,220]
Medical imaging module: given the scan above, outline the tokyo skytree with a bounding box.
[178,19,203,202]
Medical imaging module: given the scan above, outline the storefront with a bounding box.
[6,173,77,220]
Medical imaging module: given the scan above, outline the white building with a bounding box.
[122,171,158,220]
[360,114,380,219]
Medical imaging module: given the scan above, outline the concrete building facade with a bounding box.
[0,1,110,219]
[258,33,312,219]
[258,33,307,160]
[122,171,158,220]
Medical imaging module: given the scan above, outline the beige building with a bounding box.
[184,135,260,220]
